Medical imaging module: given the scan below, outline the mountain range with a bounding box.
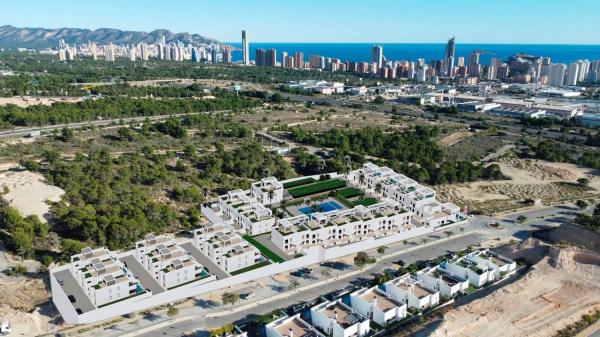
[0,25,218,48]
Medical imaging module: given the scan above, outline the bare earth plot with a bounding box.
[0,278,50,336]
[0,170,65,221]
[0,96,84,107]
[430,240,600,337]
[436,157,598,213]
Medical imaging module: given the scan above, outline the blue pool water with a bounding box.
[299,201,343,215]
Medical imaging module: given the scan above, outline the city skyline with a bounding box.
[2,0,600,44]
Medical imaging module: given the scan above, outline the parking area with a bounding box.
[180,242,230,280]
[53,269,96,314]
[119,254,165,294]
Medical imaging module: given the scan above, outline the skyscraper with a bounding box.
[294,52,304,69]
[565,62,580,86]
[445,37,455,77]
[223,47,232,64]
[242,30,250,65]
[371,45,383,69]
[549,63,566,87]
[281,51,288,68]
[266,49,277,67]
[255,48,266,66]
[467,51,481,77]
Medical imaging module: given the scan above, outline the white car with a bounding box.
[244,292,256,300]
[0,321,11,336]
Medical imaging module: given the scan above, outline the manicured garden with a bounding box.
[287,179,346,198]
[282,177,316,189]
[242,235,285,263]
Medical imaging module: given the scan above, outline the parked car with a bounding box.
[75,308,83,315]
[68,295,76,303]
[394,259,406,267]
[243,292,256,300]
[57,278,64,286]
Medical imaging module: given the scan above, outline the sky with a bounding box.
[1,0,599,44]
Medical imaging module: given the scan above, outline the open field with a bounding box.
[436,156,598,213]
[430,239,600,337]
[0,169,65,221]
[0,96,85,107]
[0,278,51,336]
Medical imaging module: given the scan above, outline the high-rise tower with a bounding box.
[242,30,250,65]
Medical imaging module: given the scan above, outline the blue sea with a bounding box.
[227,43,600,65]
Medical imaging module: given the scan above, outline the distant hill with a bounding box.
[0,25,219,48]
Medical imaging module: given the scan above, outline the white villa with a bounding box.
[69,247,140,307]
[266,314,325,337]
[134,234,213,290]
[440,249,516,288]
[310,300,371,337]
[193,223,262,273]
[352,163,464,227]
[251,177,284,206]
[218,189,275,235]
[349,286,407,326]
[415,266,469,297]
[384,275,440,310]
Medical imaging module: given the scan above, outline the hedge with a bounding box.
[287,179,346,198]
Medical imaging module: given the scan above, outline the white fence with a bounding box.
[51,219,467,325]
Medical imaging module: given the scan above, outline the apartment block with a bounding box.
[251,177,284,206]
[440,256,495,288]
[271,202,411,254]
[354,163,464,227]
[350,286,407,326]
[134,234,212,290]
[384,275,440,310]
[193,223,262,273]
[415,266,469,297]
[218,189,275,235]
[69,247,141,307]
[266,314,325,337]
[310,300,370,337]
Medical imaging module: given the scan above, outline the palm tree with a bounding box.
[358,170,365,186]
[375,182,383,195]
[222,292,240,307]
[288,279,300,292]
[267,189,275,207]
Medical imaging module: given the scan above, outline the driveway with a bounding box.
[180,242,230,280]
[120,254,164,294]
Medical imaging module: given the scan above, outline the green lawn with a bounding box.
[242,235,285,263]
[230,260,271,275]
[353,197,379,207]
[287,179,346,198]
[337,187,362,198]
[464,284,478,294]
[282,177,316,189]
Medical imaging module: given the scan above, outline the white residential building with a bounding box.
[384,275,440,310]
[69,247,141,307]
[266,314,325,337]
[193,223,262,273]
[310,300,370,337]
[439,252,498,288]
[134,234,212,290]
[251,177,284,206]
[218,189,275,235]
[271,202,411,254]
[354,163,464,227]
[350,286,407,326]
[415,266,469,297]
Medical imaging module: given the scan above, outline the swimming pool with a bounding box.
[299,201,343,215]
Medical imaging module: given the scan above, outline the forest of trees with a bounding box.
[287,126,507,185]
[0,94,259,128]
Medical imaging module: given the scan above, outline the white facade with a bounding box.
[310,300,370,337]
[384,275,440,310]
[193,223,261,273]
[350,286,407,326]
[69,247,140,307]
[415,266,469,298]
[218,189,275,235]
[251,177,284,206]
[134,234,211,290]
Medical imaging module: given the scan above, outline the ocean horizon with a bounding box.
[227,42,600,65]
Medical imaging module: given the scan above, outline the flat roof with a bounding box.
[359,288,402,312]
[320,302,364,328]
[275,317,317,337]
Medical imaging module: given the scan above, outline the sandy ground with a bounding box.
[0,278,51,336]
[430,240,600,337]
[438,131,473,147]
[0,170,65,221]
[0,96,84,107]
[437,156,598,213]
[127,78,265,91]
